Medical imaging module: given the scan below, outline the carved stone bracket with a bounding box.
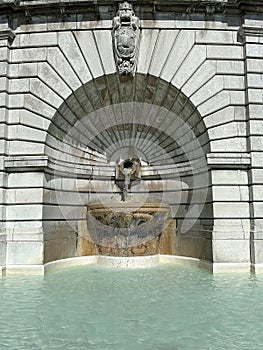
[112,1,140,76]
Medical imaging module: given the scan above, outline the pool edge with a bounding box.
[2,257,261,276]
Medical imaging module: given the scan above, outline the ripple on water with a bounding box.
[0,265,263,350]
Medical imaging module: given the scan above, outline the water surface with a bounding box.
[0,265,262,350]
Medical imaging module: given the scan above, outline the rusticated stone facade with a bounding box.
[0,0,263,274]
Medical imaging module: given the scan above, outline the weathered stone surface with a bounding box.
[0,2,262,272]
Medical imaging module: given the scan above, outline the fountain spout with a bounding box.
[116,158,142,201]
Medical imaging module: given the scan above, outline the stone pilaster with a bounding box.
[208,154,251,271]
[239,19,263,271]
[0,17,15,270]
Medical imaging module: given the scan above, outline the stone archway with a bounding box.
[43,73,213,263]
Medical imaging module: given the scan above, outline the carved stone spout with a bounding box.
[112,1,140,75]
[116,158,141,201]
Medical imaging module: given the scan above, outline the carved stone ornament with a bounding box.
[112,1,140,76]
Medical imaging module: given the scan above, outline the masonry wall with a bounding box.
[0,5,262,271]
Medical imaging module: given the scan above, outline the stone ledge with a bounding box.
[239,25,263,38]
[212,262,251,273]
[44,256,98,274]
[1,256,260,276]
[5,264,44,275]
[1,0,262,16]
[207,153,251,168]
[4,155,48,172]
[0,29,15,42]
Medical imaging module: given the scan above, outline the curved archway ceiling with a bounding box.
[46,74,209,168]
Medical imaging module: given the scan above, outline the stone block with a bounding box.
[213,219,250,239]
[6,241,43,265]
[207,153,250,167]
[252,202,263,218]
[0,62,7,76]
[230,90,246,105]
[198,90,230,117]
[216,60,244,75]
[161,30,196,82]
[182,60,216,97]
[7,109,19,124]
[8,140,45,156]
[203,106,234,128]
[208,121,246,139]
[30,78,63,108]
[11,48,47,63]
[246,43,263,58]
[213,202,250,219]
[19,110,50,131]
[207,45,243,59]
[210,137,247,153]
[8,172,43,188]
[6,188,43,204]
[251,152,263,167]
[0,47,8,61]
[24,94,55,120]
[172,45,206,89]
[0,77,7,91]
[249,120,263,135]
[247,74,263,89]
[94,30,116,75]
[195,30,235,44]
[18,32,57,47]
[6,205,43,221]
[191,75,224,107]
[251,186,263,201]
[74,30,104,78]
[223,76,245,90]
[213,239,250,263]
[0,92,7,106]
[212,186,249,202]
[146,30,176,78]
[211,170,248,185]
[58,31,92,84]
[137,29,159,74]
[247,59,263,72]
[47,47,81,92]
[250,136,263,151]
[248,104,263,119]
[8,94,24,108]
[5,221,43,231]
[37,62,71,99]
[251,169,263,184]
[9,78,30,93]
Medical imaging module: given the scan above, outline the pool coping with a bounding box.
[1,255,258,276]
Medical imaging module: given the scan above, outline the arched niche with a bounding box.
[43,73,213,263]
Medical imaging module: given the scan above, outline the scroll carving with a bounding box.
[112,1,140,76]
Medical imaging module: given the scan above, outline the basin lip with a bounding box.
[42,255,213,274]
[1,257,257,275]
[87,202,171,211]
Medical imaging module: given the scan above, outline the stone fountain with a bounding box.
[77,159,180,257]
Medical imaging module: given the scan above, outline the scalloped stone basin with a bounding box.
[77,202,176,257]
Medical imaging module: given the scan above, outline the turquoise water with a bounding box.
[0,265,263,350]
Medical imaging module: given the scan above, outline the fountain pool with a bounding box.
[0,264,263,350]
